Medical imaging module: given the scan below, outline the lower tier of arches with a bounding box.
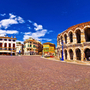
[57,47,90,61]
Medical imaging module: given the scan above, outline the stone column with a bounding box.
[81,29,85,43]
[67,49,70,60]
[73,48,76,60]
[2,38,4,50]
[81,48,84,61]
[7,39,9,50]
[73,33,77,44]
[67,36,70,44]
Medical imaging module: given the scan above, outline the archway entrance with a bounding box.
[64,50,67,59]
[85,48,90,61]
[69,32,73,43]
[76,30,81,43]
[76,49,81,60]
[69,49,73,60]
[84,28,90,42]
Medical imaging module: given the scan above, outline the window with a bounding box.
[33,45,36,48]
[4,39,7,41]
[5,43,7,47]
[13,44,15,48]
[0,43,2,47]
[24,45,26,48]
[30,45,32,47]
[13,40,15,42]
[0,39,2,41]
[9,39,11,41]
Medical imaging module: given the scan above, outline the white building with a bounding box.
[16,42,23,55]
[0,35,16,55]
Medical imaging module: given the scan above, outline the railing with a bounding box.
[0,47,16,51]
[83,42,90,46]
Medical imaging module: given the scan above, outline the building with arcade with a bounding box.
[57,22,90,61]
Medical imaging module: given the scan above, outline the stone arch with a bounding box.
[60,35,63,44]
[68,30,73,43]
[84,26,90,42]
[84,48,90,61]
[75,48,81,60]
[75,29,81,43]
[69,49,73,60]
[64,33,67,44]
[64,49,67,60]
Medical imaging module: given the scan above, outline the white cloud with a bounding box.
[6,30,18,34]
[0,19,18,29]
[28,20,32,23]
[0,30,18,36]
[16,40,23,44]
[0,13,6,16]
[24,32,31,35]
[33,23,43,31]
[17,16,25,23]
[0,13,25,29]
[23,29,48,41]
[28,27,31,29]
[42,38,52,41]
[47,30,53,34]
[9,13,16,19]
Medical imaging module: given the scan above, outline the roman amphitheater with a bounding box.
[57,22,90,61]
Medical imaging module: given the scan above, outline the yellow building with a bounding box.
[43,42,55,56]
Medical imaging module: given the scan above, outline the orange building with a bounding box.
[24,37,42,55]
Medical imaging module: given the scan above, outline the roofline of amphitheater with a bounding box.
[57,21,90,38]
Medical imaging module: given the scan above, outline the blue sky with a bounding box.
[0,0,90,46]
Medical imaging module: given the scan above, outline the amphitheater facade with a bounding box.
[57,22,90,61]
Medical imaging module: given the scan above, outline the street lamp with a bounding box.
[61,40,64,61]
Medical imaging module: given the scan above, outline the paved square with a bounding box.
[0,56,90,90]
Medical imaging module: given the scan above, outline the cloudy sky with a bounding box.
[0,0,90,46]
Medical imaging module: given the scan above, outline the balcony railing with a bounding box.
[0,47,16,51]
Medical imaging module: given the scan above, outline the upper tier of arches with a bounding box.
[57,22,90,45]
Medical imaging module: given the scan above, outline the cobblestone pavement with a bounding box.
[0,56,90,90]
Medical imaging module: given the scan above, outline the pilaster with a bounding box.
[81,29,85,43]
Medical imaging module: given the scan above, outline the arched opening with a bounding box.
[69,32,73,43]
[59,38,60,45]
[69,49,73,60]
[76,49,81,60]
[85,48,90,61]
[84,28,90,42]
[64,34,67,44]
[75,30,81,43]
[60,36,63,44]
[64,50,67,59]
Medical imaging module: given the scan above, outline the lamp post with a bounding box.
[61,40,64,61]
[11,48,12,56]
